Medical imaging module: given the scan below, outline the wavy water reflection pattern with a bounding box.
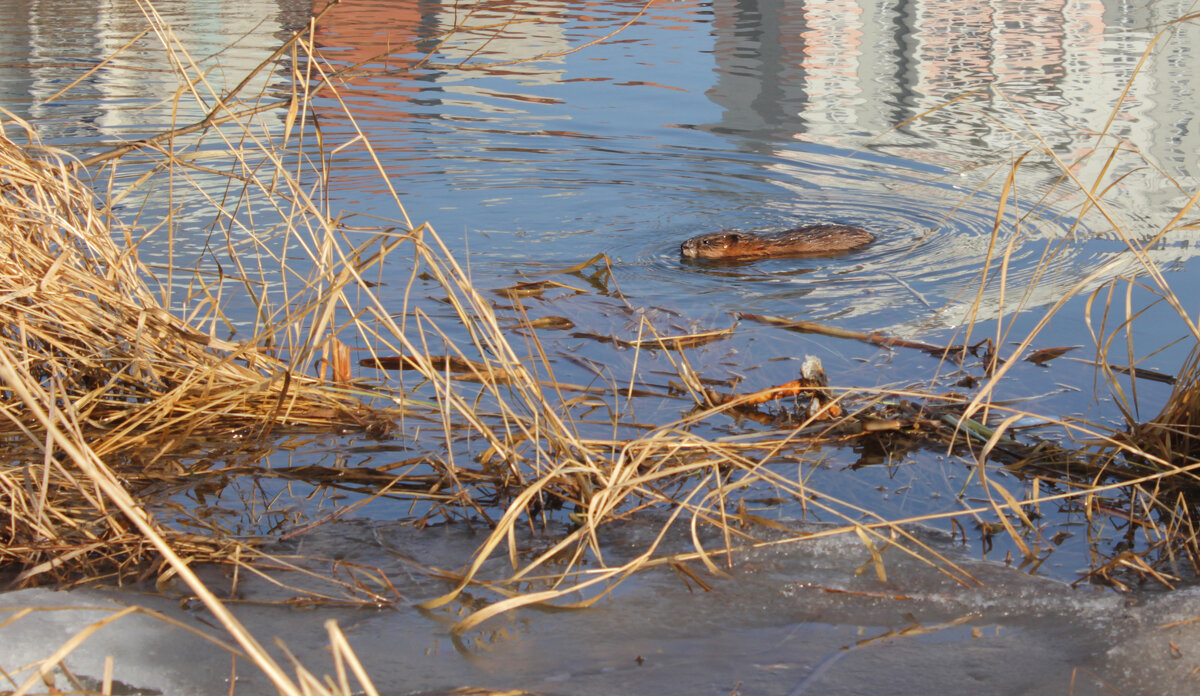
[304,0,1199,333]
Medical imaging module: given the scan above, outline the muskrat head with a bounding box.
[680,232,741,259]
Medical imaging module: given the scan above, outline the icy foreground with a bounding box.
[3,523,1200,696]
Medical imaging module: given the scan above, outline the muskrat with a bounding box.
[680,224,874,260]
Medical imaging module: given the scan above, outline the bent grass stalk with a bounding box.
[4,2,1200,694]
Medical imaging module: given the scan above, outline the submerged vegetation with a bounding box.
[3,1,1200,694]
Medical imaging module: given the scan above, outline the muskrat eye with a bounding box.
[704,234,736,246]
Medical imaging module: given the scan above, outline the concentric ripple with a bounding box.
[296,0,1198,336]
[602,146,1119,333]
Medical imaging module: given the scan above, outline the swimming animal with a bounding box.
[680,224,874,260]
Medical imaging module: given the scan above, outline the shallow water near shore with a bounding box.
[3,0,1200,694]
[4,518,1200,695]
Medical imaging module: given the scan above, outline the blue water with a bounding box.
[6,0,1197,334]
[2,2,1200,694]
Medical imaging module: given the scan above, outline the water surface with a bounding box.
[3,1,1200,694]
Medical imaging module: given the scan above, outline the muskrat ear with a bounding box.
[724,233,740,243]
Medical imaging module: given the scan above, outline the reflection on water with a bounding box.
[2,2,1200,695]
[0,0,295,148]
[3,0,1198,332]
[294,0,1200,331]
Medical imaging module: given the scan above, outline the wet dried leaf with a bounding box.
[520,316,575,330]
[544,253,611,275]
[1025,345,1080,365]
[495,280,585,299]
[360,354,501,376]
[623,327,734,350]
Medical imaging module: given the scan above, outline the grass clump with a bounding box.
[1,0,1196,609]
[5,3,1200,695]
[0,113,400,584]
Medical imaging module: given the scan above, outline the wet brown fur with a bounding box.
[680,224,874,260]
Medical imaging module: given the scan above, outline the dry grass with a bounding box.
[0,112,405,586]
[4,3,1200,696]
